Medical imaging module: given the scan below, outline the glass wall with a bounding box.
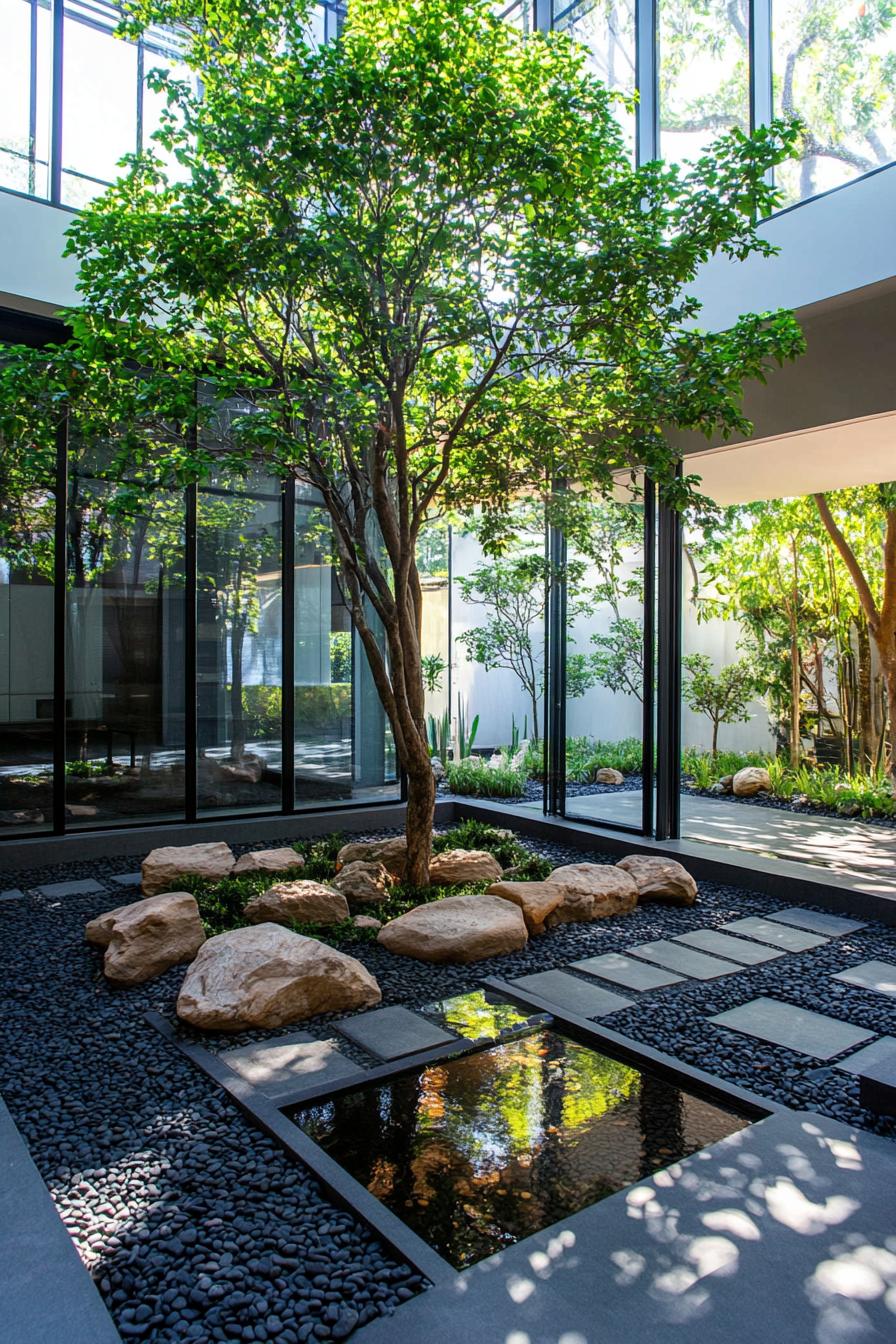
[658,0,749,165]
[197,477,283,815]
[772,0,896,207]
[0,0,52,198]
[0,430,55,832]
[554,1,637,152]
[64,438,186,826]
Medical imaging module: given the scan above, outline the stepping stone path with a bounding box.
[835,1036,896,1075]
[858,1054,896,1116]
[220,1032,365,1102]
[37,878,105,898]
[709,996,875,1059]
[673,929,784,966]
[509,969,633,1018]
[570,952,684,992]
[0,889,25,902]
[627,940,742,981]
[766,907,868,937]
[719,916,829,952]
[335,1005,457,1060]
[110,872,143,889]
[832,959,896,997]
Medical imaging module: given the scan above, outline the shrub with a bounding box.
[446,758,526,798]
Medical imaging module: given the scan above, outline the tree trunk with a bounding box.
[856,614,875,773]
[711,718,719,758]
[404,750,436,888]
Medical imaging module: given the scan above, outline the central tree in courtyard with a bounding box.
[1,0,804,883]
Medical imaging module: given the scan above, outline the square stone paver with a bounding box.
[35,879,106,899]
[835,1036,896,1075]
[0,889,25,902]
[509,969,633,1019]
[335,1006,458,1060]
[766,907,868,937]
[720,916,828,952]
[110,872,143,889]
[219,1033,365,1102]
[627,940,743,981]
[570,953,685,992]
[673,929,784,966]
[832,960,896,998]
[709,997,874,1059]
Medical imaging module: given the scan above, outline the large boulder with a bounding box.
[615,854,698,907]
[176,924,381,1031]
[232,847,305,878]
[377,894,527,963]
[429,849,503,886]
[86,892,206,986]
[732,766,771,798]
[486,880,565,936]
[594,768,624,786]
[243,880,349,927]
[542,863,638,926]
[336,835,408,880]
[142,842,235,896]
[332,861,392,907]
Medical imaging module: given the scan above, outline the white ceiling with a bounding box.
[683,409,896,506]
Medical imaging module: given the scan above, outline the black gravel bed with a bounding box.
[1,827,895,1344]
[684,783,896,829]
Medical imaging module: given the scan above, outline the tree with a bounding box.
[0,0,804,883]
[682,653,756,757]
[589,616,645,702]
[814,485,896,794]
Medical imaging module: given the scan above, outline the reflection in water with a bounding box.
[292,1029,750,1269]
[420,989,550,1042]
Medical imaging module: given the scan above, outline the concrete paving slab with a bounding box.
[831,959,896,998]
[673,928,785,966]
[709,996,874,1059]
[0,889,25,902]
[835,1035,896,1075]
[858,1055,896,1115]
[627,939,743,980]
[765,906,868,936]
[335,1006,457,1060]
[220,1033,365,1101]
[720,916,829,952]
[0,1097,122,1344]
[570,952,685,992]
[353,1108,896,1344]
[110,872,143,889]
[509,969,633,1018]
[34,878,106,898]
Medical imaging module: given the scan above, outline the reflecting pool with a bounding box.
[291,1029,750,1269]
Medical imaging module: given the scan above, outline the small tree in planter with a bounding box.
[0,0,804,882]
[682,654,757,758]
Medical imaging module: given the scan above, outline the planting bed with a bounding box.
[1,827,894,1343]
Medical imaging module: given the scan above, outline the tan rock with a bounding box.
[732,766,772,797]
[243,880,349,927]
[332,861,391,907]
[353,914,383,931]
[428,849,503,886]
[615,854,698,906]
[594,767,625,786]
[543,863,638,926]
[336,835,408,879]
[176,924,381,1031]
[232,847,305,878]
[486,880,565,935]
[377,894,527,963]
[142,841,235,896]
[93,892,206,986]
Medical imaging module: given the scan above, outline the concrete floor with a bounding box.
[520,790,896,886]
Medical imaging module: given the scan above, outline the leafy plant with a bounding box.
[445,759,526,798]
[65,759,112,779]
[427,710,451,766]
[329,631,352,683]
[421,653,448,693]
[456,696,479,761]
[682,654,757,757]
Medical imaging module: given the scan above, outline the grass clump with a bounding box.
[445,758,526,798]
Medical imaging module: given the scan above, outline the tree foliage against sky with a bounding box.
[0,0,804,878]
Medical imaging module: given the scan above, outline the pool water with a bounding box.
[291,1028,750,1270]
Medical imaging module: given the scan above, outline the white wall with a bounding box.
[0,193,80,316]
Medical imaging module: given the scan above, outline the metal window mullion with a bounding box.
[136,38,145,155]
[184,478,198,824]
[28,0,39,195]
[641,476,656,837]
[546,496,567,818]
[749,0,773,133]
[52,410,68,834]
[50,0,64,204]
[635,0,658,165]
[533,0,552,32]
[281,480,296,815]
[655,485,682,841]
